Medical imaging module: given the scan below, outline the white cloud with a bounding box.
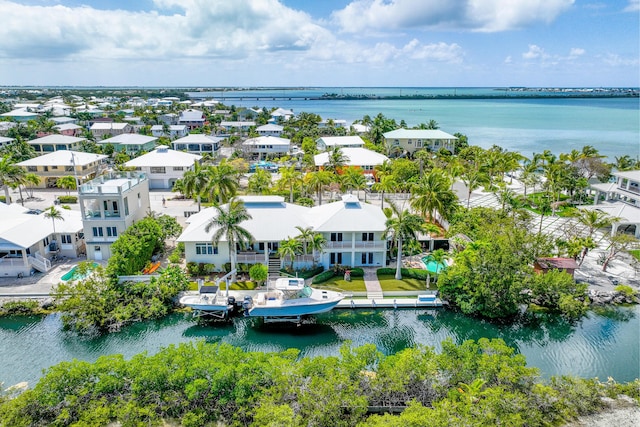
[522,45,547,60]
[568,48,585,59]
[602,53,640,67]
[624,0,639,12]
[332,0,575,33]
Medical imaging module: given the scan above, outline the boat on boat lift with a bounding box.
[243,277,344,323]
[179,270,237,319]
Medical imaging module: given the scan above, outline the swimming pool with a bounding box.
[421,257,446,274]
[61,263,98,281]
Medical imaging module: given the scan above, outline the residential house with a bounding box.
[0,203,85,277]
[90,122,133,140]
[17,150,108,188]
[177,195,387,271]
[316,136,365,151]
[78,171,150,261]
[383,129,458,155]
[178,109,206,130]
[219,121,256,133]
[257,124,284,137]
[350,123,370,134]
[583,170,640,238]
[0,108,39,122]
[150,124,188,139]
[50,117,77,126]
[124,146,202,189]
[53,123,83,137]
[269,108,294,123]
[314,147,389,178]
[172,134,222,156]
[319,119,348,128]
[242,136,291,159]
[159,113,179,125]
[28,134,86,153]
[97,134,157,155]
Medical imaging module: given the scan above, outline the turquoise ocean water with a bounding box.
[189,87,639,161]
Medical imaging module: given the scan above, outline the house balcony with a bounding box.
[236,252,266,263]
[325,241,386,250]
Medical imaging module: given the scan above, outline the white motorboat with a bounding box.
[179,285,234,319]
[243,277,343,321]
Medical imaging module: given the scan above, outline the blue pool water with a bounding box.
[421,258,446,274]
[60,263,97,281]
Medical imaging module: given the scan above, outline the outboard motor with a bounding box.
[242,295,253,316]
[227,296,236,313]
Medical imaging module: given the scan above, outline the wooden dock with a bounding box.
[336,296,444,309]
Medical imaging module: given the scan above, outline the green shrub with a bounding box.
[615,284,637,299]
[57,195,78,203]
[377,267,427,279]
[348,267,364,277]
[312,270,337,284]
[281,265,324,279]
[186,262,199,276]
[295,197,314,207]
[168,250,182,264]
[0,300,40,316]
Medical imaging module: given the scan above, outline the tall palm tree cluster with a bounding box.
[278,226,326,270]
[179,160,241,211]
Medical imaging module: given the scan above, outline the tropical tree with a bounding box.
[278,237,303,270]
[384,201,425,280]
[342,167,367,199]
[182,161,209,212]
[206,161,239,205]
[410,169,458,222]
[601,233,639,272]
[204,198,253,282]
[323,146,348,172]
[23,172,40,199]
[309,232,327,266]
[56,175,77,196]
[0,155,24,205]
[44,206,64,238]
[575,209,620,238]
[247,168,272,195]
[460,167,490,209]
[304,170,333,206]
[294,226,315,255]
[277,165,302,203]
[372,174,398,210]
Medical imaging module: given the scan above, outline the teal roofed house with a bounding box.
[97,134,157,155]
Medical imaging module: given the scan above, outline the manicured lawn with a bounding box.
[376,274,429,291]
[313,276,366,292]
[188,280,258,291]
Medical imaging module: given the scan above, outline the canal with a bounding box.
[1,305,638,388]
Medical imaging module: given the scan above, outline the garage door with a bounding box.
[149,179,165,189]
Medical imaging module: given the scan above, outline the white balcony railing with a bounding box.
[325,241,386,250]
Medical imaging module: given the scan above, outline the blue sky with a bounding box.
[0,0,637,87]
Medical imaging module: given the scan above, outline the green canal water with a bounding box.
[1,306,638,388]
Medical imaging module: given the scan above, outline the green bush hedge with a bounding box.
[57,195,78,203]
[377,267,429,280]
[281,265,324,279]
[312,270,337,284]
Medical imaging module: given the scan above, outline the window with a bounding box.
[61,235,72,244]
[106,227,118,237]
[43,166,49,171]
[27,166,37,172]
[408,139,413,145]
[361,252,374,264]
[92,227,103,237]
[150,167,166,174]
[196,243,218,255]
[124,197,129,216]
[330,253,343,264]
[65,166,74,172]
[330,233,343,242]
[362,232,374,241]
[173,167,184,171]
[416,140,423,148]
[42,237,50,246]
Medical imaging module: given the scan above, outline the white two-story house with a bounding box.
[124,146,202,189]
[584,170,640,237]
[78,171,150,261]
[177,195,387,271]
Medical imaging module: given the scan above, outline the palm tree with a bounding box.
[206,162,239,205]
[304,170,333,206]
[342,167,367,198]
[576,209,620,238]
[323,146,348,172]
[278,237,303,270]
[204,198,253,282]
[0,155,24,205]
[372,174,398,210]
[410,169,458,222]
[23,172,40,199]
[294,226,315,255]
[247,168,272,195]
[384,201,425,280]
[182,161,209,212]
[44,206,64,239]
[56,175,77,196]
[277,165,302,203]
[309,233,327,266]
[460,167,490,209]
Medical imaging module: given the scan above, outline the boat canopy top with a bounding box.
[273,277,305,290]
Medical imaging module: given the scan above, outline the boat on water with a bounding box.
[179,285,234,319]
[243,277,344,322]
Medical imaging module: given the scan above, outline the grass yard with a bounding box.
[188,281,258,291]
[313,276,366,292]
[376,274,429,292]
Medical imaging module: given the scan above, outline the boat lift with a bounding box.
[189,269,237,320]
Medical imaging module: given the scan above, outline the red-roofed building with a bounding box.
[533,257,579,277]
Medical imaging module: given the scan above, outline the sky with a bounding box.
[0,0,638,87]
